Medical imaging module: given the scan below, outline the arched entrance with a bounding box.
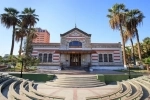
[70,53,81,66]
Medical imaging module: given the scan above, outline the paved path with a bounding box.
[36,83,118,100]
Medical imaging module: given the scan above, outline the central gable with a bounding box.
[60,28,91,37]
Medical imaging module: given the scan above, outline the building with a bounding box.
[32,28,50,43]
[32,27,124,70]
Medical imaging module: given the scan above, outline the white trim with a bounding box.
[113,60,121,62]
[33,48,59,50]
[114,51,120,53]
[66,37,85,38]
[114,57,120,59]
[92,48,120,50]
[31,54,38,56]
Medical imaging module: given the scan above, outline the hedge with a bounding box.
[97,74,143,84]
[10,73,55,82]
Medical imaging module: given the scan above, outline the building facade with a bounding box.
[32,28,50,43]
[32,27,124,70]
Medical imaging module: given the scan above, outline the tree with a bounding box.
[0,56,3,65]
[128,9,145,60]
[0,8,19,55]
[125,46,132,64]
[123,11,136,65]
[20,8,39,57]
[142,37,150,58]
[15,20,27,56]
[143,57,150,71]
[107,3,128,66]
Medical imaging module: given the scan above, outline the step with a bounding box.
[49,82,105,85]
[47,84,105,88]
[53,79,99,82]
[46,75,105,88]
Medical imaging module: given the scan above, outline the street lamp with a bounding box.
[20,59,24,78]
[128,56,133,79]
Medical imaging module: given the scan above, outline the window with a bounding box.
[43,53,47,62]
[38,53,43,62]
[109,54,113,62]
[48,54,52,62]
[104,54,108,62]
[69,41,82,48]
[99,54,103,62]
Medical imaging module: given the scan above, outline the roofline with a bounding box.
[60,27,91,37]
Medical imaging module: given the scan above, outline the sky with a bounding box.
[0,0,149,56]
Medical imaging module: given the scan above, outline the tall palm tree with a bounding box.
[20,8,39,56]
[0,8,19,55]
[127,9,145,60]
[107,3,128,67]
[123,13,136,65]
[15,20,27,56]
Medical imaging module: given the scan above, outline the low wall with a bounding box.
[91,66,124,70]
[97,74,142,84]
[10,73,55,82]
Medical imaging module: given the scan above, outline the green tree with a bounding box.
[107,3,128,66]
[143,57,150,71]
[20,8,39,57]
[142,37,150,58]
[0,8,19,55]
[128,9,145,60]
[15,20,27,56]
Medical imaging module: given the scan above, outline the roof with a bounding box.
[32,43,60,46]
[60,27,91,37]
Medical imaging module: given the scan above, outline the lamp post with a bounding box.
[128,56,132,79]
[20,59,23,78]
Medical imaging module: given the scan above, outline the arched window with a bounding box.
[38,53,43,62]
[69,41,82,48]
[48,54,52,62]
[43,53,47,62]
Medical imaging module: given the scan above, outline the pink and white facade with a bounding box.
[32,28,124,70]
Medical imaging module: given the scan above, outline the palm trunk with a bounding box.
[19,37,23,56]
[10,25,15,55]
[130,38,136,65]
[25,25,31,56]
[119,24,127,66]
[135,28,142,60]
[24,25,31,70]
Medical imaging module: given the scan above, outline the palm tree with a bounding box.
[123,12,136,65]
[107,3,128,67]
[20,8,39,56]
[127,9,145,60]
[0,8,19,55]
[15,20,27,56]
[123,30,136,65]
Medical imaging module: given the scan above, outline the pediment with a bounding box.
[60,28,91,37]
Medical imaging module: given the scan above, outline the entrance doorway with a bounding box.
[70,53,81,66]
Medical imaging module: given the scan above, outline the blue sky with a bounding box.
[0,0,149,56]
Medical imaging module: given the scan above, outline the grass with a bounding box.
[114,69,149,74]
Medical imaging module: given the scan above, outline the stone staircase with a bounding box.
[46,75,106,88]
